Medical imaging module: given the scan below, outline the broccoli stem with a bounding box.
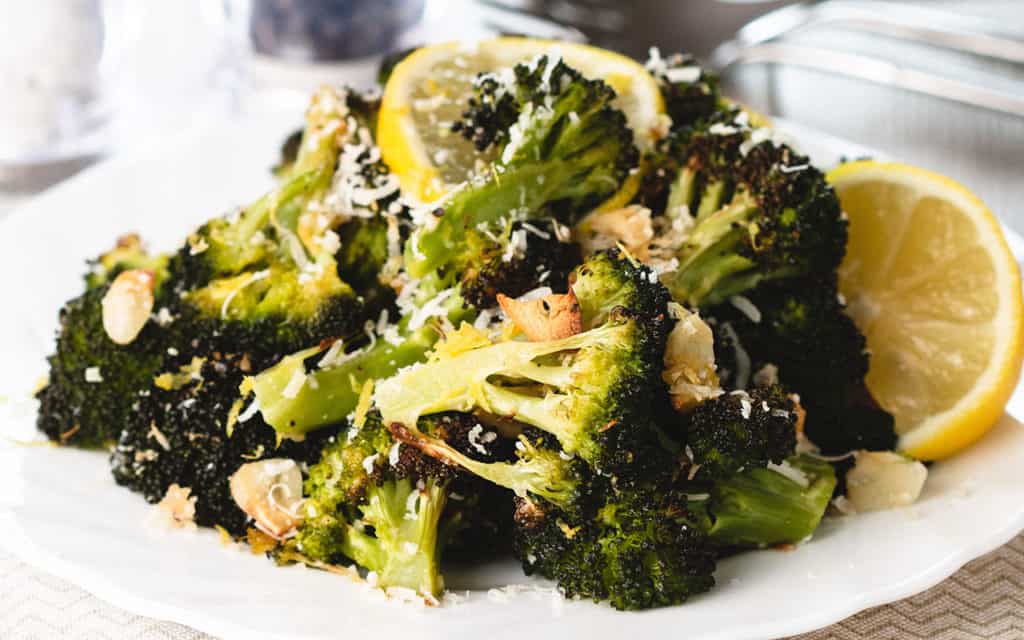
[251,283,474,437]
[359,477,448,596]
[695,179,727,220]
[405,159,578,279]
[703,455,836,547]
[666,167,696,217]
[663,195,764,306]
[388,423,578,509]
[250,326,440,437]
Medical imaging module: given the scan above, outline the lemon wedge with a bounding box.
[378,37,664,202]
[829,160,1023,460]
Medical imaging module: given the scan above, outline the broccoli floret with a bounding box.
[512,480,717,610]
[646,51,725,139]
[168,87,400,359]
[110,352,335,534]
[459,219,582,309]
[376,251,674,482]
[691,454,837,548]
[293,411,509,595]
[37,286,166,448]
[407,55,638,279]
[706,278,896,454]
[684,385,798,481]
[658,117,847,307]
[37,240,172,448]
[249,58,638,439]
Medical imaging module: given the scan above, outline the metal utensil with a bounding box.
[711,1,1024,118]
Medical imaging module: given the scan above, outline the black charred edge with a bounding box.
[460,220,583,309]
[110,352,338,536]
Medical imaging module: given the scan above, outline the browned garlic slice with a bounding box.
[101,268,155,345]
[576,205,654,260]
[497,289,582,342]
[846,451,928,512]
[662,303,721,411]
[229,458,304,539]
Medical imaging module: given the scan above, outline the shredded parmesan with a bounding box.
[729,295,762,323]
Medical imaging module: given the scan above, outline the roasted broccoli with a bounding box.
[512,481,717,610]
[36,239,172,448]
[408,54,638,279]
[705,278,896,454]
[292,411,510,595]
[166,86,399,360]
[377,250,674,483]
[683,385,798,481]
[110,351,335,535]
[656,116,847,307]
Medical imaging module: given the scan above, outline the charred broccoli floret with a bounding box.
[109,352,335,535]
[645,50,724,139]
[706,278,896,454]
[684,385,798,481]
[512,478,717,610]
[657,116,847,307]
[292,411,509,596]
[36,239,172,448]
[407,55,638,279]
[376,251,674,483]
[166,88,401,361]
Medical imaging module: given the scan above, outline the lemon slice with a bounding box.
[378,37,665,202]
[829,161,1023,460]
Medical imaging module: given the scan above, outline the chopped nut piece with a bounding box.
[576,205,654,260]
[101,268,155,345]
[229,458,304,539]
[497,289,582,341]
[846,451,928,512]
[662,303,720,411]
[151,484,197,530]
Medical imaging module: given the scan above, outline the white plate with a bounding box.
[1,108,1023,640]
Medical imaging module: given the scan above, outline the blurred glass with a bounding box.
[249,0,425,61]
[0,1,105,170]
[0,1,235,189]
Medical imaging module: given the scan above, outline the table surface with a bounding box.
[3,1,1024,637]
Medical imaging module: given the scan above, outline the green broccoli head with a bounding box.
[705,277,896,454]
[406,55,639,279]
[37,240,172,448]
[375,251,674,483]
[36,285,167,448]
[684,385,798,481]
[659,114,847,307]
[169,86,402,360]
[173,254,369,358]
[295,411,510,596]
[512,482,717,610]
